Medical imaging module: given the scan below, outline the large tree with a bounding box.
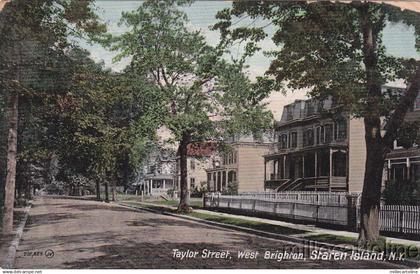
[214,1,420,245]
[44,48,162,202]
[105,0,273,212]
[0,0,105,234]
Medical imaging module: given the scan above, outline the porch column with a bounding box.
[329,149,333,192]
[224,171,227,189]
[264,160,267,182]
[149,180,152,195]
[163,179,166,190]
[406,158,411,180]
[283,155,286,179]
[315,152,318,177]
[302,154,305,178]
[387,159,391,181]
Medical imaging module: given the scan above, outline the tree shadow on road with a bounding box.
[25,212,86,229]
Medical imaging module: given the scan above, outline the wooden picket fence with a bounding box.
[205,193,420,236]
[238,191,356,206]
[357,205,420,235]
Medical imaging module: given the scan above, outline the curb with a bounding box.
[1,202,32,269]
[115,202,419,269]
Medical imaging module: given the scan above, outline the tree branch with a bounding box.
[383,62,420,148]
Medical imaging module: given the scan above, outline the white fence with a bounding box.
[206,194,349,226]
[357,205,420,235]
[237,191,358,206]
[205,192,420,236]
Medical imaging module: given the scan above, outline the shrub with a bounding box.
[383,179,420,205]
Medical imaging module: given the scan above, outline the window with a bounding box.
[306,100,316,116]
[336,119,347,140]
[324,124,333,143]
[286,106,293,120]
[279,134,288,149]
[315,126,321,144]
[318,150,330,176]
[304,152,316,177]
[290,132,298,148]
[190,178,196,189]
[333,151,347,177]
[320,126,325,143]
[303,129,314,147]
[190,159,195,170]
[415,93,420,110]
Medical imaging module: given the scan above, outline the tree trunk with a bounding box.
[123,152,130,192]
[357,4,385,246]
[25,180,32,200]
[96,179,101,201]
[111,179,116,202]
[177,134,190,213]
[104,181,109,203]
[358,129,386,246]
[2,90,19,234]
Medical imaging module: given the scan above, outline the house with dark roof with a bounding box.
[141,147,176,197]
[175,142,219,194]
[264,97,366,192]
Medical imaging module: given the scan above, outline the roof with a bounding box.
[183,142,218,157]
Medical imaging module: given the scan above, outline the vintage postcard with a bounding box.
[0,0,419,272]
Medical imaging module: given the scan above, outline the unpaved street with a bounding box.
[13,197,399,269]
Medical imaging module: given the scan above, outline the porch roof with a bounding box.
[144,174,174,180]
[264,144,347,160]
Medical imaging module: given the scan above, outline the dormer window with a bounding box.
[415,93,420,110]
[286,106,293,121]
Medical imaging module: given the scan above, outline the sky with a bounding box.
[80,0,420,120]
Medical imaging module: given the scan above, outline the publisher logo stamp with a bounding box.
[44,249,55,258]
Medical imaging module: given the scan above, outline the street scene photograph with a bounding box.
[0,0,419,272]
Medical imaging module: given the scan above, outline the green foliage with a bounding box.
[383,179,420,205]
[214,1,420,135]
[103,0,273,146]
[222,181,238,195]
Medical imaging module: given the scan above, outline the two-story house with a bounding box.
[385,87,420,186]
[206,135,272,193]
[264,98,366,192]
[175,142,218,194]
[142,148,176,197]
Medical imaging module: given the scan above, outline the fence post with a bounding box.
[346,193,359,232]
[203,193,207,208]
[399,206,403,234]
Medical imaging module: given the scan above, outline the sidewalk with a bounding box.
[124,200,420,248]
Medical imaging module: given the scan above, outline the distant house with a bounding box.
[264,98,366,192]
[175,142,219,194]
[385,87,420,186]
[141,148,176,197]
[206,135,272,193]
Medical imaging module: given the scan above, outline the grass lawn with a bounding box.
[188,211,308,236]
[120,201,307,236]
[303,234,357,245]
[119,200,420,261]
[117,194,203,208]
